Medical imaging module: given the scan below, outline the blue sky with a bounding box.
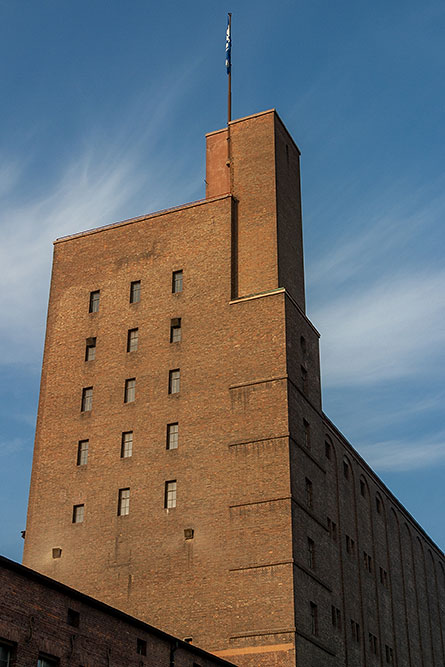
[1,1,444,562]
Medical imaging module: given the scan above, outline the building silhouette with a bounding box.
[23,110,445,666]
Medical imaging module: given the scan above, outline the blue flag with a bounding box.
[225,16,231,74]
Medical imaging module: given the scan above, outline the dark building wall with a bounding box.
[23,109,445,666]
[0,556,235,667]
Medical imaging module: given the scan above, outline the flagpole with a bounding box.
[227,13,232,125]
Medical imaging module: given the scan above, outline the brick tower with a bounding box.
[24,110,445,667]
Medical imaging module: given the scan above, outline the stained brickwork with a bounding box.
[23,109,445,666]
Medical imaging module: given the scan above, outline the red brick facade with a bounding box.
[0,555,235,667]
[23,110,445,666]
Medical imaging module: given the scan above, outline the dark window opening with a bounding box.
[136,639,147,656]
[363,551,372,573]
[301,365,308,395]
[331,605,341,630]
[77,440,89,466]
[72,504,84,524]
[89,290,100,313]
[303,419,311,449]
[325,440,331,459]
[172,270,183,293]
[165,480,177,508]
[351,620,360,643]
[166,423,179,450]
[168,369,180,394]
[0,639,16,667]
[130,280,141,304]
[310,602,318,636]
[307,537,315,569]
[85,337,96,361]
[305,478,313,509]
[37,654,59,667]
[170,318,182,343]
[327,517,337,542]
[67,608,80,628]
[118,488,130,516]
[346,535,355,555]
[124,378,136,403]
[369,632,378,655]
[81,387,93,412]
[127,328,139,352]
[376,495,382,514]
[121,432,133,458]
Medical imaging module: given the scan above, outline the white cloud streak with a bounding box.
[0,67,204,367]
[360,434,445,472]
[313,270,445,387]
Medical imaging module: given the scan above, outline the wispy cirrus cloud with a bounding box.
[360,433,445,472]
[0,68,204,367]
[313,270,445,387]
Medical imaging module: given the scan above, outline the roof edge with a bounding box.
[1,555,235,666]
[54,194,232,245]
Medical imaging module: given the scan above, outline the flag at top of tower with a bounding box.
[225,14,231,74]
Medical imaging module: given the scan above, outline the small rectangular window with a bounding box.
[363,551,373,573]
[310,602,318,636]
[127,328,139,352]
[331,605,341,630]
[369,632,378,655]
[376,496,382,514]
[166,423,179,450]
[136,638,147,656]
[351,620,360,643]
[346,535,355,555]
[0,641,14,667]
[67,608,80,627]
[305,477,313,509]
[325,440,331,459]
[124,378,136,403]
[77,440,89,466]
[72,504,84,524]
[327,517,337,541]
[301,365,308,395]
[130,280,141,304]
[85,337,96,361]
[170,318,182,343]
[172,270,183,293]
[360,479,366,497]
[343,460,350,479]
[52,548,62,559]
[385,645,394,664]
[81,387,93,412]
[303,419,311,449]
[89,290,100,313]
[307,537,315,569]
[38,655,59,667]
[165,480,177,508]
[121,431,133,458]
[168,369,180,394]
[118,488,130,516]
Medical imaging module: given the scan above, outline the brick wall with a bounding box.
[23,109,445,666]
[0,556,235,667]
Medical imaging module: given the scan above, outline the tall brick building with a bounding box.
[23,110,445,666]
